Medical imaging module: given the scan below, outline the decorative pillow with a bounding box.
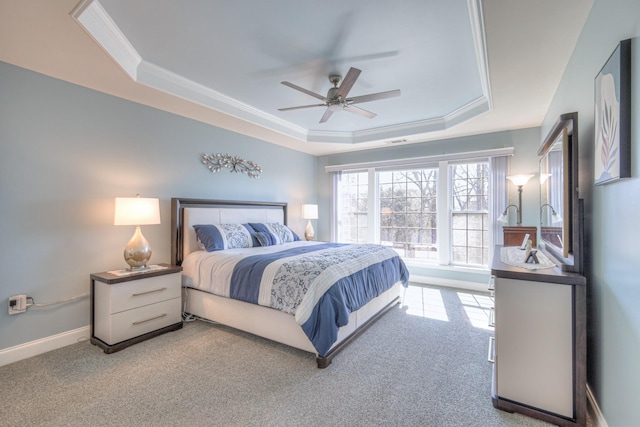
[193,224,258,252]
[249,222,300,244]
[254,231,279,247]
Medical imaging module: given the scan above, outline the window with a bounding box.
[379,169,438,262]
[450,162,489,266]
[336,171,368,243]
[334,160,490,268]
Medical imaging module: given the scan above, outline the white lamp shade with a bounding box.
[539,173,552,184]
[302,204,318,220]
[114,197,161,226]
[506,174,535,187]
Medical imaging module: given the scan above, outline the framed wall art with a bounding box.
[594,38,631,185]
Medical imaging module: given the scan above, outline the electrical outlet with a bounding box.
[8,295,27,315]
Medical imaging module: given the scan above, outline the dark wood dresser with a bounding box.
[503,226,537,247]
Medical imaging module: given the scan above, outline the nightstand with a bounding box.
[90,264,183,353]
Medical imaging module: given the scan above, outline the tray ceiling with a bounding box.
[0,0,593,155]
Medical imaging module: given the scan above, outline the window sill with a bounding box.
[402,260,491,293]
[402,259,489,274]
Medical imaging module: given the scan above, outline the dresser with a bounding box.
[90,264,183,353]
[490,246,586,426]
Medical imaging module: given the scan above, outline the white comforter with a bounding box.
[181,241,401,325]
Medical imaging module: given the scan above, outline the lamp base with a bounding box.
[123,226,153,270]
[304,220,315,241]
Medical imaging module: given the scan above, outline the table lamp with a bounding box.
[302,204,318,241]
[114,195,161,270]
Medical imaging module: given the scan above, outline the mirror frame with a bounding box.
[538,112,583,273]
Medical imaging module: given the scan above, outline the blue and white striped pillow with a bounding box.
[254,231,279,247]
[249,223,300,244]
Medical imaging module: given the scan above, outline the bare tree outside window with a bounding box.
[451,162,489,266]
[335,161,489,268]
[379,169,438,262]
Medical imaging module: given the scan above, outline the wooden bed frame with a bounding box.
[170,198,403,368]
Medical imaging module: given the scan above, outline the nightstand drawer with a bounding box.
[96,298,181,345]
[95,273,181,314]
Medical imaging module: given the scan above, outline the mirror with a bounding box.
[538,112,582,273]
[539,129,568,256]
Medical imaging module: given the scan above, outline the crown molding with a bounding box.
[72,0,492,146]
[136,61,309,140]
[468,0,493,111]
[71,0,141,79]
[307,96,490,144]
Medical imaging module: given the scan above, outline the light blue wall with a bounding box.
[317,127,542,282]
[0,62,316,351]
[540,1,640,425]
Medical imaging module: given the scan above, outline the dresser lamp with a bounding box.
[302,204,318,241]
[540,203,563,224]
[497,174,534,226]
[114,195,161,270]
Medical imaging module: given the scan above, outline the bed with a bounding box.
[170,198,409,367]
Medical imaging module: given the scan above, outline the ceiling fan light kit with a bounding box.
[279,67,400,123]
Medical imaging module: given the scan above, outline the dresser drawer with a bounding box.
[95,297,181,345]
[95,272,181,314]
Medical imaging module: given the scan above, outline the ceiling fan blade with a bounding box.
[278,103,326,111]
[345,105,377,119]
[319,107,335,123]
[281,81,327,101]
[335,67,361,99]
[349,89,401,105]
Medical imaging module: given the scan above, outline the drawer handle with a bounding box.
[132,287,167,297]
[488,306,495,328]
[487,336,495,364]
[132,313,167,326]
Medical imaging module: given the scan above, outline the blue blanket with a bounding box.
[225,243,409,356]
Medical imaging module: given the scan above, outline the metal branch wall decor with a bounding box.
[202,153,262,179]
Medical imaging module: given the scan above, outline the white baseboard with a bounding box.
[587,383,608,427]
[410,274,490,293]
[0,326,90,367]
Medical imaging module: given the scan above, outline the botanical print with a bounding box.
[594,39,631,185]
[594,72,620,184]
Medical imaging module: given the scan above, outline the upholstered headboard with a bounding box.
[170,198,288,265]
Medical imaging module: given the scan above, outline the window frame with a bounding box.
[332,156,493,268]
[448,161,490,267]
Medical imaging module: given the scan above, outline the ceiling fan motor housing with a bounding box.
[327,75,342,100]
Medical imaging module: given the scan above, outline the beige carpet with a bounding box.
[0,284,568,426]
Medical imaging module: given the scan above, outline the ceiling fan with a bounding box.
[278,67,400,123]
